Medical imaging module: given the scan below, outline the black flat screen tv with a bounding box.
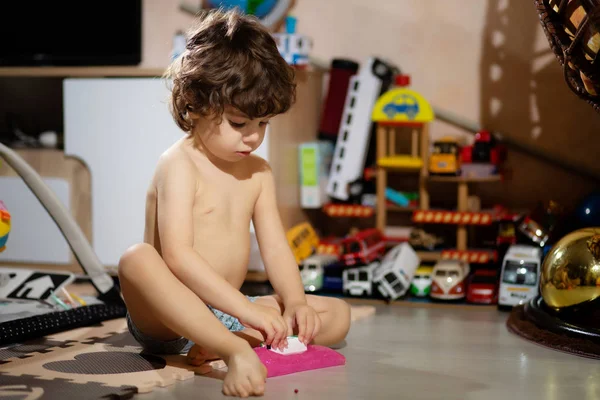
[0,1,142,67]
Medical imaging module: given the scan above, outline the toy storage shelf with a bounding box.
[0,67,165,78]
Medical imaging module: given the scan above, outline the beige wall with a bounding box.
[141,0,599,212]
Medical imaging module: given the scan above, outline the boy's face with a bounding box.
[195,106,270,163]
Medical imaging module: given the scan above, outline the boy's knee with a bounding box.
[328,298,351,332]
[118,243,157,279]
[336,298,351,327]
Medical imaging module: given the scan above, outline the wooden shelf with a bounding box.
[0,66,166,78]
[427,175,502,183]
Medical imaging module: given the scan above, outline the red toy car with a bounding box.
[466,269,499,304]
[339,228,385,266]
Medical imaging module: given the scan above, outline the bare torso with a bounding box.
[143,138,263,289]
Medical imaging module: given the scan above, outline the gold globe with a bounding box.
[541,228,600,309]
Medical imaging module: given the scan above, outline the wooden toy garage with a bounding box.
[371,77,433,232]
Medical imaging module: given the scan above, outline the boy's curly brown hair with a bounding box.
[164,7,297,132]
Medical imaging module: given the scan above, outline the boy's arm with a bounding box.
[252,162,307,308]
[156,154,251,318]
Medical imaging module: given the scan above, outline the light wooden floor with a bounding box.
[137,301,600,399]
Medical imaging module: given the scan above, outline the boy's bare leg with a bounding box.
[221,295,351,347]
[118,243,267,397]
[187,332,263,365]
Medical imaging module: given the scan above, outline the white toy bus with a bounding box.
[326,57,397,201]
[343,262,378,297]
[498,245,542,308]
[373,242,420,301]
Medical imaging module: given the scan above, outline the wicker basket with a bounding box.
[535,0,600,112]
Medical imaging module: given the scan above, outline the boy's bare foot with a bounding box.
[186,343,221,366]
[222,345,267,397]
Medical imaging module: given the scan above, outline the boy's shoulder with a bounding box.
[157,140,191,166]
[245,153,273,175]
[153,141,198,182]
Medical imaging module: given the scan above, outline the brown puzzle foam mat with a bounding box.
[0,305,373,399]
[0,318,208,399]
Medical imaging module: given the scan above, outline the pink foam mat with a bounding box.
[254,345,346,378]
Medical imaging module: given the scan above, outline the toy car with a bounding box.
[410,265,433,297]
[372,242,420,301]
[429,136,461,175]
[339,228,385,266]
[322,262,347,292]
[343,262,378,297]
[466,269,499,304]
[286,222,319,264]
[496,219,517,246]
[299,253,338,292]
[498,245,541,308]
[430,260,470,300]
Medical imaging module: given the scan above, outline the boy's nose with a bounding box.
[243,131,260,144]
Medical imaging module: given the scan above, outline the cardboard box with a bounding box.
[299,141,334,208]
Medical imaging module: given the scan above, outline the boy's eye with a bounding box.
[228,120,246,128]
[259,120,270,126]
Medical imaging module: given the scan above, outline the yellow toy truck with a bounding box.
[429,136,461,175]
[286,222,319,264]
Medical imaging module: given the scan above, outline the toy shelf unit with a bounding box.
[371,75,434,232]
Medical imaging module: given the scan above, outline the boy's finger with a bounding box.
[270,326,278,350]
[285,315,294,336]
[272,321,284,350]
[264,325,275,345]
[305,313,314,344]
[297,310,307,343]
[278,319,288,350]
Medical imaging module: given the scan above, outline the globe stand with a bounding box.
[507,295,600,359]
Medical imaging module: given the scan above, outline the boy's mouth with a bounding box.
[236,151,251,156]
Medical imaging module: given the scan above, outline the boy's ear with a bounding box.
[188,111,201,120]
[187,110,201,120]
[186,104,201,120]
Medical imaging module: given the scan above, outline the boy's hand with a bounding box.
[240,303,288,351]
[283,303,321,345]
